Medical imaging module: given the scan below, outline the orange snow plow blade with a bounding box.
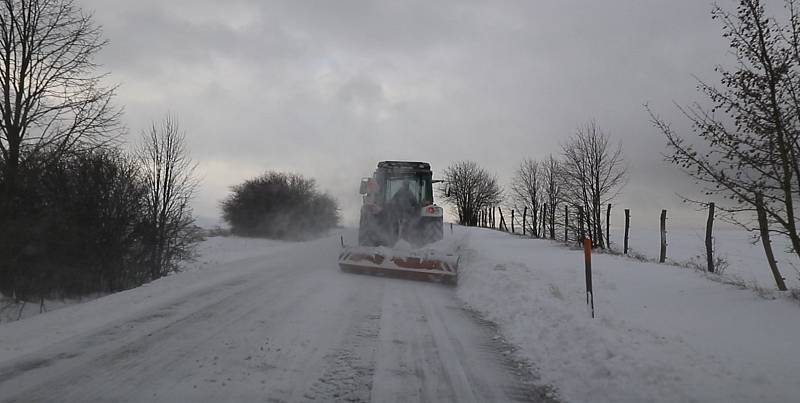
[338,246,459,285]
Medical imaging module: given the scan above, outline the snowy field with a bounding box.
[506,217,799,290]
[607,225,799,290]
[450,226,800,403]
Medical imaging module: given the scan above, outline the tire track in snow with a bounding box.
[303,311,381,401]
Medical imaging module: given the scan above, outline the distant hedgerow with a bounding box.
[221,172,339,240]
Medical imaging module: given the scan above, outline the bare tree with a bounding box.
[439,161,502,226]
[0,0,120,207]
[650,0,800,270]
[138,116,198,281]
[561,121,627,247]
[0,0,120,295]
[542,155,563,239]
[510,159,542,236]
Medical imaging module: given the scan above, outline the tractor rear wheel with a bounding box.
[358,210,377,246]
[419,217,443,246]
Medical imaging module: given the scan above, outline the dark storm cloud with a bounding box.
[81,0,739,228]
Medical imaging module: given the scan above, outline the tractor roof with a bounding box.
[377,161,431,171]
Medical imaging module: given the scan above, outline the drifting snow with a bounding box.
[450,226,800,403]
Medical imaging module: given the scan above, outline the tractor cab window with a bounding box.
[385,176,432,205]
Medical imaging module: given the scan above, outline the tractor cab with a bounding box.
[360,161,435,209]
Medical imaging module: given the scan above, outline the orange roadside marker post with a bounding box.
[583,238,595,318]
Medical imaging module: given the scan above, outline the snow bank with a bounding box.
[0,236,296,362]
[0,236,289,324]
[451,226,800,403]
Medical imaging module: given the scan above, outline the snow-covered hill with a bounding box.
[454,226,800,402]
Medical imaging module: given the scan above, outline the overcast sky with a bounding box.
[81,0,743,229]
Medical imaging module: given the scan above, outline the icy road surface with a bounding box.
[0,234,552,402]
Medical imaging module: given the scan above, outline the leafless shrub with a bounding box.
[687,254,730,276]
[790,288,800,302]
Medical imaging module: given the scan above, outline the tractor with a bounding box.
[338,161,458,285]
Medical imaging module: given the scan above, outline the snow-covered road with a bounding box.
[0,234,551,402]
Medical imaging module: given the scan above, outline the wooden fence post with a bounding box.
[511,210,515,233]
[523,206,527,236]
[543,204,548,240]
[755,193,787,291]
[564,205,569,242]
[705,202,715,273]
[624,209,630,255]
[605,204,611,248]
[541,204,546,238]
[498,208,507,232]
[659,209,667,263]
